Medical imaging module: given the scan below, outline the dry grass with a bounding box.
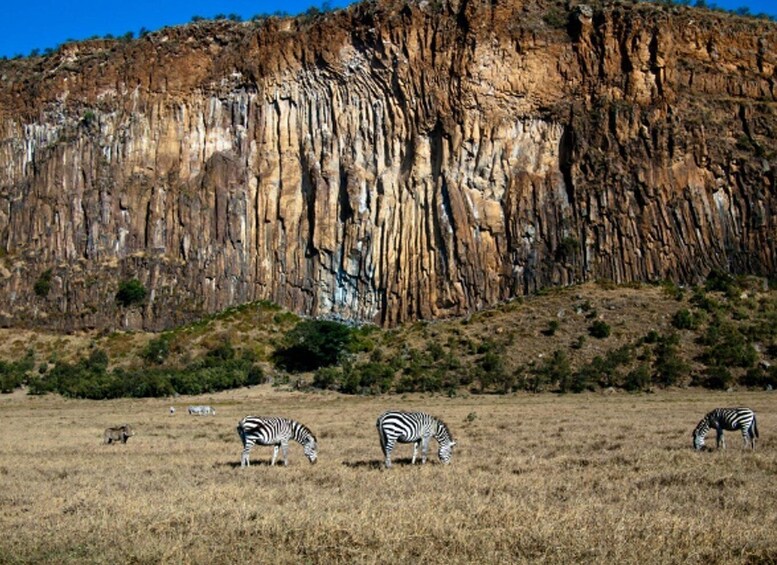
[1,388,777,564]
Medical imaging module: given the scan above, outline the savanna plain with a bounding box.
[1,388,776,564]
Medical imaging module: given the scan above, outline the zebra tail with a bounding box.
[376,416,387,455]
[237,424,246,445]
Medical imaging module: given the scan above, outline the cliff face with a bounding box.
[0,0,775,330]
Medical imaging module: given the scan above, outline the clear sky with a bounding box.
[0,0,775,59]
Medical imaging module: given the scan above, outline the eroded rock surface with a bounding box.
[0,0,774,330]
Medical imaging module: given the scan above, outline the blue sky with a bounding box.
[0,0,775,59]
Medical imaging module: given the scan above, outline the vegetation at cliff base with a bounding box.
[2,272,777,399]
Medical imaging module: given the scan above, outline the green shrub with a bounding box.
[671,309,701,330]
[653,333,690,386]
[694,366,734,390]
[739,366,777,389]
[531,350,571,393]
[705,268,740,298]
[644,330,660,344]
[312,366,341,390]
[542,320,560,337]
[624,363,652,392]
[0,350,36,393]
[142,336,170,365]
[273,319,353,372]
[690,287,721,313]
[34,269,53,297]
[116,278,147,307]
[698,320,757,369]
[588,320,611,339]
[660,281,684,301]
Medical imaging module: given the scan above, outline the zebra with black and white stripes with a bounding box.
[237,416,318,467]
[692,408,759,450]
[376,411,456,468]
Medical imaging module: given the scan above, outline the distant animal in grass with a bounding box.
[188,405,215,416]
[104,424,135,444]
[692,408,758,450]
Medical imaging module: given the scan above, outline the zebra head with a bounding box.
[692,417,709,451]
[438,439,456,464]
[303,437,318,464]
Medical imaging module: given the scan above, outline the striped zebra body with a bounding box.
[188,405,215,416]
[237,416,318,467]
[692,408,758,450]
[376,411,456,468]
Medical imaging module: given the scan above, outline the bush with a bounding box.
[142,336,171,365]
[312,366,341,390]
[588,320,611,339]
[740,366,777,389]
[34,269,53,297]
[0,350,36,393]
[542,320,560,337]
[671,309,701,330]
[705,268,739,298]
[116,278,147,307]
[653,333,690,386]
[531,350,571,392]
[624,363,651,392]
[694,366,733,390]
[273,319,353,372]
[698,320,757,369]
[32,344,264,399]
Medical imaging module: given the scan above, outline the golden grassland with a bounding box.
[1,387,776,564]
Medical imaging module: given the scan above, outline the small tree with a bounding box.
[116,278,147,307]
[273,319,353,372]
[653,333,689,386]
[34,269,53,297]
[142,336,170,365]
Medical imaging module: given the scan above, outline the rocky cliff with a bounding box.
[0,0,775,330]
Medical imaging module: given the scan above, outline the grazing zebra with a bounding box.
[104,424,134,444]
[376,411,456,468]
[188,405,215,416]
[237,416,318,467]
[692,408,759,450]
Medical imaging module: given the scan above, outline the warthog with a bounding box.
[104,424,135,444]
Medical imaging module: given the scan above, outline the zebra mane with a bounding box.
[693,413,712,436]
[292,419,316,443]
[434,417,453,442]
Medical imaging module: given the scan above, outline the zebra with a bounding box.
[237,416,318,467]
[376,411,456,468]
[104,424,134,444]
[692,408,759,450]
[188,405,215,416]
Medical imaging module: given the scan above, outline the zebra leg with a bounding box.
[716,428,726,449]
[421,436,429,464]
[412,441,419,464]
[241,442,253,467]
[384,439,395,468]
[271,445,279,466]
[281,441,289,466]
[742,427,754,449]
